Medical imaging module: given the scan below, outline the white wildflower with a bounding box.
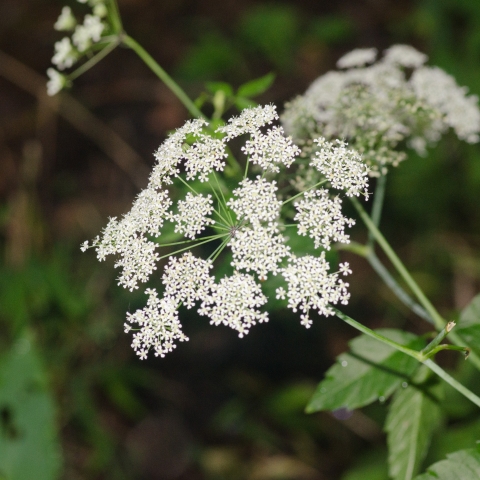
[282,44,480,175]
[184,134,228,182]
[337,48,377,69]
[93,3,108,18]
[151,118,208,187]
[281,253,350,327]
[72,14,105,52]
[126,289,189,359]
[46,68,66,96]
[52,37,77,70]
[169,192,215,240]
[54,6,76,31]
[411,66,480,143]
[382,44,427,68]
[130,188,172,237]
[162,253,214,308]
[294,189,355,250]
[312,138,369,197]
[339,262,352,276]
[217,104,278,139]
[241,126,300,172]
[85,104,366,358]
[227,176,281,226]
[92,189,171,291]
[229,225,290,279]
[199,272,268,338]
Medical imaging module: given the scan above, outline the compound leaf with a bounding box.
[415,448,480,479]
[385,380,442,480]
[456,294,480,355]
[306,329,423,413]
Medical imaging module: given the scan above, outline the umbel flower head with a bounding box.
[282,44,480,176]
[82,105,369,359]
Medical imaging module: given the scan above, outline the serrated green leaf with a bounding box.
[456,293,480,355]
[415,448,480,479]
[237,73,275,98]
[385,381,442,480]
[306,330,423,413]
[0,331,62,479]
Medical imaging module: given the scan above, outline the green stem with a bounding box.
[69,39,120,81]
[422,321,456,355]
[281,180,327,206]
[367,251,432,324]
[108,0,123,33]
[351,196,445,330]
[333,308,422,360]
[333,308,480,408]
[351,196,480,370]
[423,359,480,407]
[121,35,204,119]
[368,173,387,248]
[158,233,228,260]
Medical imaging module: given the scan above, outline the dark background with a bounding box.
[1,0,480,478]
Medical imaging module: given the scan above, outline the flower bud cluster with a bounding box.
[47,1,109,95]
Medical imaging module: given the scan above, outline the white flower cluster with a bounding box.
[294,189,355,250]
[84,105,366,358]
[312,138,369,198]
[277,253,350,328]
[168,193,215,240]
[282,44,480,175]
[47,1,108,95]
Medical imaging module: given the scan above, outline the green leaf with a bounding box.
[205,81,234,97]
[237,73,275,98]
[234,97,257,111]
[385,377,442,480]
[0,331,62,479]
[306,330,423,413]
[415,448,480,479]
[456,293,480,355]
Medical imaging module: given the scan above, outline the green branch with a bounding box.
[333,308,480,408]
[121,35,204,119]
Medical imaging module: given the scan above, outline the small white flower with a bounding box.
[52,37,77,70]
[411,66,480,143]
[227,176,281,227]
[72,14,105,52]
[339,262,352,276]
[383,44,427,68]
[126,289,189,359]
[294,189,355,250]
[312,138,370,198]
[229,225,290,279]
[151,118,208,187]
[162,252,214,308]
[275,287,286,300]
[217,104,279,139]
[337,48,377,69]
[169,192,215,240]
[54,6,77,31]
[184,134,227,182]
[80,240,89,252]
[93,3,108,18]
[241,126,300,172]
[46,68,67,96]
[199,272,268,338]
[281,253,350,327]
